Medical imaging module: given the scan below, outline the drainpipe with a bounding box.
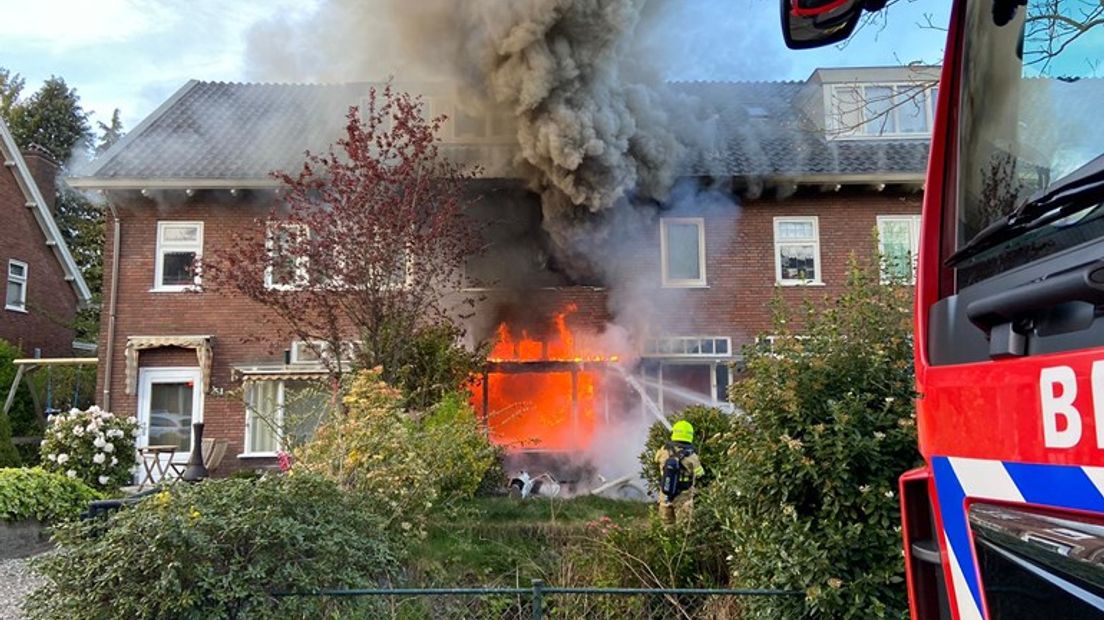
[102,201,121,411]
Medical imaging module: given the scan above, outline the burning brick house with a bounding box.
[69,66,933,475]
[0,117,92,357]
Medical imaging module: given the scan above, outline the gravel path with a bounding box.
[0,556,47,620]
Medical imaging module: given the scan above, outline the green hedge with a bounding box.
[713,257,919,619]
[638,405,734,494]
[0,467,100,524]
[27,474,399,620]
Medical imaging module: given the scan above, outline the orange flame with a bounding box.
[474,304,617,452]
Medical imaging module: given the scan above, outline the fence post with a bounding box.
[531,579,544,620]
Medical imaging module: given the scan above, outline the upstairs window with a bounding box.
[774,217,821,285]
[660,218,707,287]
[264,222,410,292]
[5,260,28,312]
[154,222,202,291]
[830,83,937,138]
[265,223,309,290]
[877,215,921,284]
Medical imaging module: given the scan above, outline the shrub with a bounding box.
[39,406,139,492]
[293,368,439,534]
[26,474,397,620]
[0,402,18,468]
[0,467,100,523]
[713,257,919,619]
[385,323,489,411]
[638,405,733,494]
[0,339,26,467]
[421,392,499,500]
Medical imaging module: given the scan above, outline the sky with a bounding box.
[0,0,951,133]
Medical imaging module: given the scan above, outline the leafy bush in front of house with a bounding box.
[39,406,138,492]
[0,467,100,523]
[0,405,18,468]
[711,256,919,619]
[294,369,501,538]
[0,339,26,467]
[382,322,490,411]
[26,473,398,620]
[421,392,499,500]
[294,368,441,535]
[638,405,734,494]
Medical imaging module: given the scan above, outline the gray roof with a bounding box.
[71,78,931,188]
[680,80,928,180]
[0,117,92,304]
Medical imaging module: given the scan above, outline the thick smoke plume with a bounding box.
[246,0,699,249]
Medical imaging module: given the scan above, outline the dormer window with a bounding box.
[829,83,938,138]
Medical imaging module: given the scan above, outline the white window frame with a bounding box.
[242,379,323,457]
[154,221,203,292]
[828,83,937,140]
[264,222,309,291]
[243,380,288,457]
[289,340,359,366]
[136,367,204,477]
[876,215,921,284]
[637,360,734,413]
[5,259,28,312]
[774,216,823,286]
[660,217,707,288]
[642,336,731,358]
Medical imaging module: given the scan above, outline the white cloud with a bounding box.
[0,0,172,51]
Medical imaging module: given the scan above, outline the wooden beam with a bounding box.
[3,364,27,415]
[481,370,490,438]
[12,357,97,366]
[571,369,579,444]
[484,360,613,373]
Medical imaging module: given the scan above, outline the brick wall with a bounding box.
[97,195,282,474]
[0,158,77,357]
[97,187,920,474]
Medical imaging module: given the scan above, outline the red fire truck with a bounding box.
[783,1,1104,618]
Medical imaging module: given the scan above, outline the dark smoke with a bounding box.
[245,0,707,251]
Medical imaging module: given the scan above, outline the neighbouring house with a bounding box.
[68,66,936,474]
[0,117,93,358]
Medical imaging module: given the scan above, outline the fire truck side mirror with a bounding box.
[780,0,883,50]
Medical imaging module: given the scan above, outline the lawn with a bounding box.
[408,496,651,586]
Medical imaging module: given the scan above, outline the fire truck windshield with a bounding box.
[955,0,1104,285]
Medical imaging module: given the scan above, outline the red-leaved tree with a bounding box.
[206,85,483,403]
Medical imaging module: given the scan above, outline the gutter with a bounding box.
[66,177,281,190]
[102,202,121,411]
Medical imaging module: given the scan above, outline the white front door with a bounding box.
[136,367,203,478]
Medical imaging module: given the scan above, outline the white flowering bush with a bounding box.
[40,406,138,492]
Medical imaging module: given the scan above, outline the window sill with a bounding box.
[4,305,27,313]
[661,283,709,289]
[775,281,826,287]
[149,286,201,293]
[237,452,278,459]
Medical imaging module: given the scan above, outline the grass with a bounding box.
[408,496,651,586]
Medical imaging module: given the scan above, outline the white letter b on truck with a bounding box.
[1040,366,1082,448]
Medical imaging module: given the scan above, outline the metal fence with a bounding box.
[274,581,803,619]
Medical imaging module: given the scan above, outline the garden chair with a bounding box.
[202,438,229,474]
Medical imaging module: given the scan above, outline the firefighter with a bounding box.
[655,420,705,526]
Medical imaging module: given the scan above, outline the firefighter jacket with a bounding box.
[655,441,705,491]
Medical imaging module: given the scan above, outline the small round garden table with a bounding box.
[139,445,185,486]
